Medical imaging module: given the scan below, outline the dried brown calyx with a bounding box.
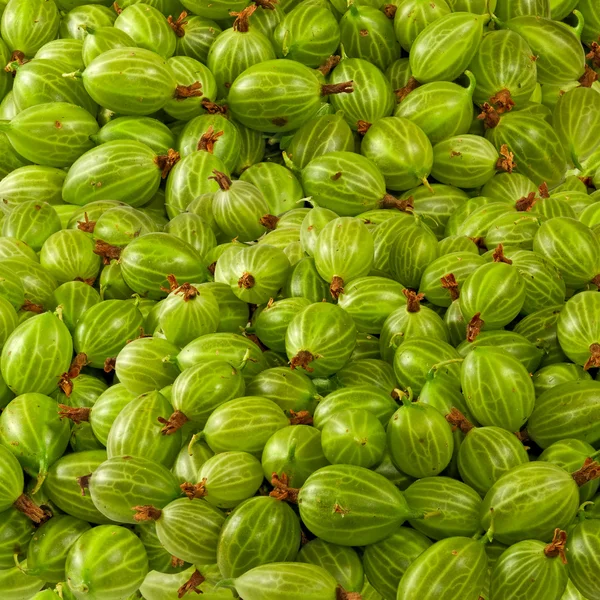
[336,585,362,600]
[254,0,279,8]
[231,3,258,32]
[317,55,340,77]
[515,192,537,212]
[477,102,501,128]
[209,169,232,191]
[394,76,420,103]
[290,350,315,373]
[161,274,181,294]
[158,410,190,435]
[466,312,484,343]
[470,237,488,252]
[113,2,122,14]
[381,193,414,213]
[572,457,600,486]
[330,275,344,299]
[445,408,475,435]
[586,41,600,69]
[58,405,91,424]
[383,3,397,18]
[243,332,267,352]
[4,50,28,74]
[174,82,203,101]
[202,99,228,114]
[207,261,217,276]
[238,272,256,289]
[515,429,530,444]
[493,243,513,264]
[161,275,199,300]
[133,505,163,522]
[490,89,515,114]
[260,214,279,230]
[440,273,460,301]
[197,125,224,153]
[592,275,600,291]
[403,288,424,313]
[357,120,372,135]
[180,479,207,500]
[579,64,599,88]
[77,212,96,233]
[496,144,516,173]
[538,182,550,198]
[584,343,600,371]
[321,81,354,96]
[579,176,594,188]
[77,473,92,497]
[171,556,185,568]
[154,148,181,179]
[94,239,121,265]
[103,357,116,373]
[14,494,50,524]
[177,569,205,599]
[21,299,44,314]
[167,11,188,37]
[544,529,568,564]
[60,352,89,395]
[270,472,299,503]
[289,410,313,425]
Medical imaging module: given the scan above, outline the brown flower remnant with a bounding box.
[544,529,568,564]
[209,169,232,191]
[167,11,188,36]
[133,505,163,522]
[231,4,258,32]
[330,275,345,300]
[445,408,475,435]
[490,89,515,114]
[515,192,537,212]
[336,586,362,600]
[197,126,224,153]
[13,495,50,524]
[579,65,599,88]
[171,556,185,568]
[440,273,459,301]
[103,357,116,373]
[77,473,92,497]
[154,149,181,179]
[21,299,44,314]
[538,182,550,198]
[58,353,89,397]
[4,50,28,73]
[180,479,207,500]
[394,76,420,103]
[403,289,424,313]
[270,472,299,503]
[290,350,315,373]
[584,343,600,370]
[177,569,205,598]
[477,102,501,128]
[321,81,354,96]
[77,212,96,233]
[58,405,91,424]
[201,99,228,114]
[238,272,255,289]
[113,2,122,14]
[317,55,341,77]
[260,214,279,230]
[586,41,600,68]
[572,457,600,486]
[466,313,484,343]
[493,244,513,264]
[496,145,516,173]
[383,3,397,18]
[158,410,189,435]
[254,0,279,8]
[93,239,121,265]
[380,194,414,213]
[289,410,313,425]
[357,120,372,135]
